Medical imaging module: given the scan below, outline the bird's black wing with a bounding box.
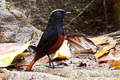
[37,28,58,53]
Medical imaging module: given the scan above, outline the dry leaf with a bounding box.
[99,49,120,62]
[0,41,31,67]
[89,36,109,46]
[15,61,28,67]
[58,61,68,66]
[77,62,86,67]
[67,34,97,54]
[95,44,116,59]
[98,49,116,62]
[109,60,120,69]
[54,40,71,59]
[13,52,30,62]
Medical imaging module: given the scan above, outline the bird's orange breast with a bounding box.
[47,34,64,54]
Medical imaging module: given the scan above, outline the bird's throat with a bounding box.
[48,17,64,35]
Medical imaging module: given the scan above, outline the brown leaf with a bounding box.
[94,44,116,59]
[98,49,116,62]
[77,62,86,67]
[15,54,49,67]
[13,52,30,62]
[109,60,120,69]
[89,36,109,46]
[58,61,68,66]
[67,34,97,55]
[15,61,28,67]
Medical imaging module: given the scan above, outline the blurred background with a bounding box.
[6,0,120,36]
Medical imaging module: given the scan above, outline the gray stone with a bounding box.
[0,8,42,46]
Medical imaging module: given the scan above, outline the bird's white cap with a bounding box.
[50,9,65,15]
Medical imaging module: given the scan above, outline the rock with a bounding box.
[0,8,42,46]
[0,0,6,9]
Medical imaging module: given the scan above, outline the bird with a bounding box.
[26,9,71,71]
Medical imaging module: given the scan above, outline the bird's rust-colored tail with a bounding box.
[26,59,36,71]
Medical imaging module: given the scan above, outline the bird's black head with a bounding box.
[47,9,70,35]
[50,9,71,19]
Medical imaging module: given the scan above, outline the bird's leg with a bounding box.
[47,54,55,68]
[48,55,51,66]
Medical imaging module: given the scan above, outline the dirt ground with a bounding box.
[1,31,120,80]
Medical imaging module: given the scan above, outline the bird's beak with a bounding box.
[66,11,71,14]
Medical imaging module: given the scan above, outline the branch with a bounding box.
[103,0,108,31]
[64,0,96,28]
